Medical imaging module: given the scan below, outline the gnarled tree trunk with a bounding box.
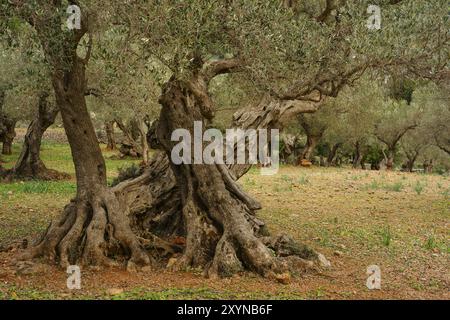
[352,142,367,169]
[23,51,149,268]
[145,72,321,278]
[297,113,325,164]
[12,92,66,180]
[300,135,321,162]
[116,118,143,158]
[114,80,325,279]
[404,150,419,172]
[105,120,117,151]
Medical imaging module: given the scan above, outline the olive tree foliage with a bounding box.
[0,39,43,123]
[399,83,450,171]
[295,98,343,162]
[421,84,450,156]
[84,28,168,160]
[321,77,383,167]
[0,28,57,162]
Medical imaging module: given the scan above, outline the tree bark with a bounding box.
[297,113,325,164]
[231,96,320,177]
[300,135,320,162]
[327,143,341,166]
[1,119,16,155]
[423,159,433,174]
[11,93,66,180]
[153,75,318,278]
[23,43,149,267]
[386,148,395,171]
[352,142,365,169]
[137,118,149,165]
[105,121,117,151]
[116,118,143,157]
[405,151,419,172]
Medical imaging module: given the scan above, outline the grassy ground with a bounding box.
[0,139,449,300]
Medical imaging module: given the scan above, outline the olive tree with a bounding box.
[2,0,448,278]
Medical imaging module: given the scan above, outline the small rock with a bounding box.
[166,257,178,269]
[126,261,138,273]
[275,272,291,285]
[107,288,124,296]
[7,191,13,196]
[317,253,331,268]
[333,250,344,257]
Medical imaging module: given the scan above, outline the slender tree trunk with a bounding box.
[300,135,320,162]
[1,119,16,155]
[352,142,363,169]
[105,121,116,151]
[12,93,65,179]
[130,119,141,142]
[386,148,395,171]
[23,56,149,268]
[360,154,367,170]
[405,152,418,172]
[423,159,433,174]
[327,143,341,167]
[137,118,149,165]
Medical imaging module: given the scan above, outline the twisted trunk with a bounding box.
[405,150,419,172]
[352,142,366,169]
[300,135,321,162]
[12,93,66,180]
[105,121,117,151]
[327,143,341,166]
[116,119,143,157]
[154,76,318,278]
[115,77,324,278]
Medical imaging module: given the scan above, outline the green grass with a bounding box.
[414,181,426,195]
[424,235,437,251]
[0,181,76,195]
[0,284,310,300]
[379,226,392,247]
[1,142,141,178]
[298,175,310,185]
[363,180,406,192]
[384,182,404,192]
[0,141,143,246]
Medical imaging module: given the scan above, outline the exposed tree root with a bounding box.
[0,167,70,182]
[20,187,151,268]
